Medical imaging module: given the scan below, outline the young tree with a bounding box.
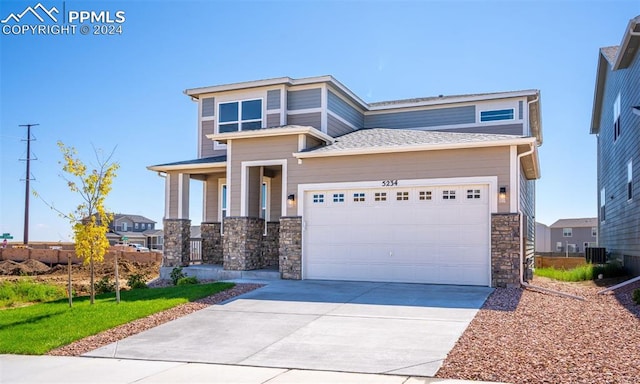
[58,142,119,304]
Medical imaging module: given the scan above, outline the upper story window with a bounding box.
[628,160,633,201]
[613,93,621,141]
[480,109,514,122]
[563,228,572,237]
[218,99,262,133]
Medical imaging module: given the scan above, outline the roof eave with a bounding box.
[206,125,334,144]
[146,162,227,172]
[613,17,640,70]
[293,137,536,159]
[367,90,540,111]
[590,52,611,135]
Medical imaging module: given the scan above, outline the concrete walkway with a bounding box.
[0,354,506,383]
[86,280,493,377]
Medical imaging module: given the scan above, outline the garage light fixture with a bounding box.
[287,194,296,207]
[499,186,508,203]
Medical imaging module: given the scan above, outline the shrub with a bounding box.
[633,289,640,305]
[176,276,199,286]
[0,279,66,308]
[593,261,626,279]
[95,276,115,294]
[170,266,186,286]
[127,273,148,289]
[534,262,626,282]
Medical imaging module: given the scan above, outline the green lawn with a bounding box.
[0,282,234,355]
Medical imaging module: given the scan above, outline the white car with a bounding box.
[129,243,150,252]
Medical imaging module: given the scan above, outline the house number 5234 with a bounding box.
[382,180,398,186]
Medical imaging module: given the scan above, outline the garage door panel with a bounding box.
[304,183,490,286]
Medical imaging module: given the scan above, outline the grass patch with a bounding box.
[0,282,234,355]
[0,279,67,308]
[534,263,626,282]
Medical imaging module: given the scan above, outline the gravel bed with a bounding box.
[436,277,640,384]
[47,283,263,357]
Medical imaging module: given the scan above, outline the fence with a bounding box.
[189,239,202,264]
[534,256,587,270]
[0,247,162,264]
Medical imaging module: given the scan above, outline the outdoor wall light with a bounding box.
[287,194,296,207]
[499,186,508,203]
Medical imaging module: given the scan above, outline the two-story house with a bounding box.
[590,15,640,276]
[149,75,542,287]
[106,214,161,250]
[549,218,598,254]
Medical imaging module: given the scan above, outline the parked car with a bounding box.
[129,243,149,252]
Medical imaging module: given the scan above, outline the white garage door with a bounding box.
[303,184,490,286]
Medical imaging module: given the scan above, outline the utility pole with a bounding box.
[19,123,38,246]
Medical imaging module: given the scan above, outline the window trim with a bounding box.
[613,93,621,142]
[628,159,633,201]
[479,108,515,123]
[217,98,263,134]
[219,178,227,234]
[563,228,572,237]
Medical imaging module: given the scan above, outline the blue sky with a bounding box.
[1,0,639,242]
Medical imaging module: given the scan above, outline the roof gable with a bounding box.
[550,218,598,228]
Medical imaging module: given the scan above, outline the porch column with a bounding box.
[222,217,264,270]
[162,172,191,267]
[279,216,302,279]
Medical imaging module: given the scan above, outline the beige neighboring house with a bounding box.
[148,75,542,287]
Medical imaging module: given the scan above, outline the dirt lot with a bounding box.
[0,258,161,295]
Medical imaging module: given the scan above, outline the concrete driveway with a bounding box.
[86,280,492,377]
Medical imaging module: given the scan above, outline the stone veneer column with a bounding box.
[491,213,521,288]
[162,218,191,267]
[201,222,222,264]
[279,217,302,279]
[261,222,280,268]
[223,217,264,270]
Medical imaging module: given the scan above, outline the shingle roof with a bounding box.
[550,218,598,228]
[150,155,226,168]
[302,128,526,154]
[368,90,537,107]
[114,214,156,224]
[600,46,619,64]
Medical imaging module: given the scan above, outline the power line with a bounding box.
[19,123,39,245]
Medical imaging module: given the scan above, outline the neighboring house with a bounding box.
[148,75,542,287]
[106,214,162,250]
[590,15,640,275]
[535,222,551,252]
[549,218,598,254]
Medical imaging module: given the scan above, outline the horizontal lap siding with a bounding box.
[202,97,215,117]
[201,120,216,157]
[364,105,475,129]
[597,49,640,267]
[327,90,364,128]
[445,123,523,135]
[327,114,354,137]
[267,90,281,110]
[288,88,321,110]
[287,112,321,130]
[289,146,511,215]
[266,113,281,128]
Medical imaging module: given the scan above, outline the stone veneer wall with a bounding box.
[201,222,222,264]
[491,213,521,288]
[279,217,302,279]
[163,218,191,267]
[261,222,280,268]
[223,217,264,271]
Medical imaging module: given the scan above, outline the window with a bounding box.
[592,227,597,237]
[396,191,409,201]
[556,242,563,252]
[374,192,387,201]
[443,190,456,200]
[333,193,344,203]
[353,193,365,202]
[613,93,621,141]
[480,109,514,122]
[466,189,481,199]
[134,223,139,229]
[600,187,606,222]
[221,184,228,220]
[218,99,262,133]
[628,160,633,200]
[313,194,324,203]
[563,228,572,237]
[419,191,432,200]
[261,182,268,221]
[122,222,128,231]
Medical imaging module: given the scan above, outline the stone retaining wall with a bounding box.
[0,248,161,264]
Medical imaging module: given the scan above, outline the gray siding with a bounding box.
[445,123,523,135]
[266,113,281,127]
[267,90,281,110]
[287,112,321,130]
[364,106,475,129]
[596,44,640,274]
[202,97,215,117]
[518,100,524,120]
[288,88,321,110]
[549,227,597,253]
[327,90,364,128]
[201,120,216,158]
[327,114,355,137]
[520,166,536,277]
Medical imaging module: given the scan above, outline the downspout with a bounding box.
[516,142,584,300]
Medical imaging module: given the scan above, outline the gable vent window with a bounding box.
[374,192,387,202]
[218,99,262,133]
[467,189,481,199]
[613,93,621,142]
[313,194,324,203]
[333,193,345,203]
[396,191,409,201]
[443,190,456,200]
[480,109,514,122]
[353,193,365,202]
[628,160,633,201]
[419,191,432,200]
